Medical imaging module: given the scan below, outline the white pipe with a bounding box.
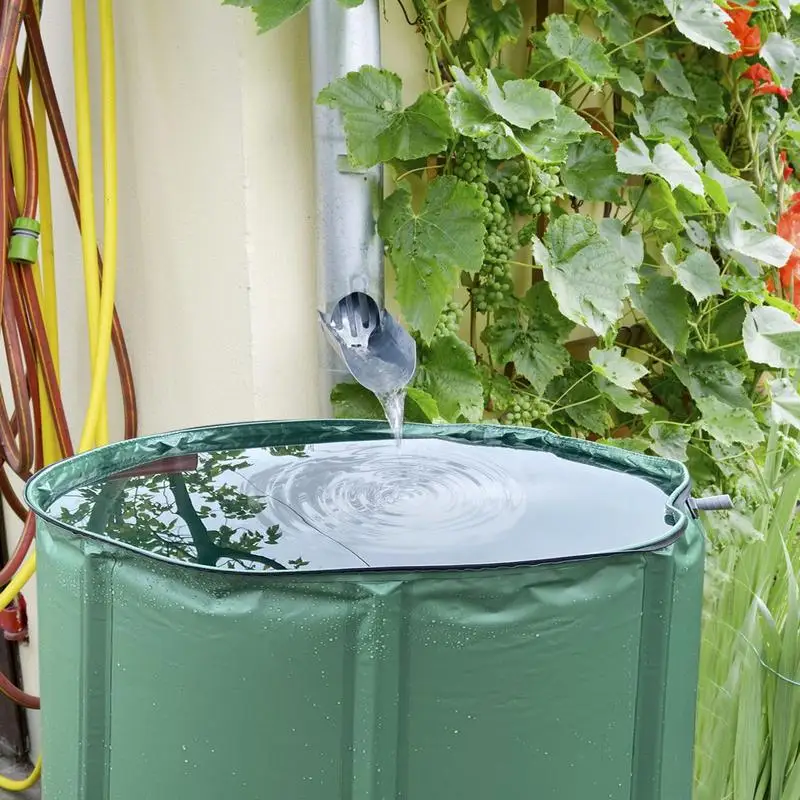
[309,0,384,407]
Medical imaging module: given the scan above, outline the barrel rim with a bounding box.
[24,419,693,576]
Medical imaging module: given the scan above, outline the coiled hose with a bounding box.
[0,0,138,788]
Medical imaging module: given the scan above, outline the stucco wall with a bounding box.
[6,0,426,758]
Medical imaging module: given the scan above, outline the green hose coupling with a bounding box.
[8,217,40,264]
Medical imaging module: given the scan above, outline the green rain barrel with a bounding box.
[25,421,705,800]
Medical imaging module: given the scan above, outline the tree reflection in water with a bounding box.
[55,449,311,570]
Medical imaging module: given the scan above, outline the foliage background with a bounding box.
[227,0,800,794]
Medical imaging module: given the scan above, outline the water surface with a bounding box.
[46,439,671,572]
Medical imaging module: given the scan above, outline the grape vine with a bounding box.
[229,0,800,793]
[227,0,800,496]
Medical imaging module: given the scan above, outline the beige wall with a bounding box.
[6,0,426,758]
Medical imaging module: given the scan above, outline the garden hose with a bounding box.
[0,0,138,788]
[72,0,107,451]
[0,753,40,792]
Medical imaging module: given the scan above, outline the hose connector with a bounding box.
[8,217,40,264]
[687,494,734,518]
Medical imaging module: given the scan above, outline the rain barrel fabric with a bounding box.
[25,421,705,800]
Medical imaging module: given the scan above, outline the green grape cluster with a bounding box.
[451,139,521,315]
[452,138,489,200]
[500,395,534,426]
[471,191,516,312]
[472,263,514,313]
[499,166,560,217]
[433,300,463,338]
[499,393,549,426]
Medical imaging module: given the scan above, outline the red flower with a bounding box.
[742,63,792,98]
[770,197,800,307]
[781,150,794,180]
[725,1,761,58]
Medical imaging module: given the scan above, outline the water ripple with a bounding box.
[262,442,527,559]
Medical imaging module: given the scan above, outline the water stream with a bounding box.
[320,307,414,443]
[375,388,405,443]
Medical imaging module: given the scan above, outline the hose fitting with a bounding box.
[8,217,40,264]
[688,494,734,517]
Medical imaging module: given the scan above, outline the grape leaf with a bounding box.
[696,125,734,169]
[449,68,558,131]
[405,387,445,423]
[222,0,324,31]
[663,0,738,54]
[743,306,800,368]
[447,84,521,158]
[330,382,383,419]
[644,37,669,62]
[551,364,612,434]
[630,276,691,353]
[697,396,764,446]
[705,163,768,228]
[544,15,616,85]
[655,58,696,100]
[634,96,693,147]
[467,0,524,58]
[318,67,453,167]
[711,295,747,346]
[761,32,798,88]
[689,76,726,121]
[616,134,652,173]
[379,177,485,339]
[598,218,643,269]
[483,315,570,391]
[447,78,503,139]
[649,422,691,462]
[482,283,573,391]
[485,71,560,129]
[533,214,638,336]
[598,7,635,46]
[517,105,592,163]
[674,186,711,218]
[447,69,560,156]
[595,376,651,414]
[573,0,610,11]
[662,245,722,302]
[598,436,651,452]
[769,377,800,429]
[718,217,793,268]
[652,144,704,195]
[616,135,703,195]
[528,33,572,83]
[590,346,648,389]
[563,137,626,202]
[617,67,644,96]
[672,352,751,408]
[634,178,686,243]
[417,334,484,422]
[331,383,443,423]
[700,173,729,213]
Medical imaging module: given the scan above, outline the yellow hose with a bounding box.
[0,0,120,789]
[78,0,117,455]
[0,551,35,611]
[71,0,107,449]
[0,755,41,791]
